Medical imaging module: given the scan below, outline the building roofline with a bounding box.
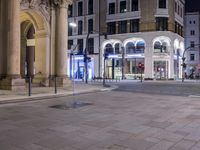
[185,12,200,15]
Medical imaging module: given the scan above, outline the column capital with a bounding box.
[53,0,73,8]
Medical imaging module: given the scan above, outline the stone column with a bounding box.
[0,0,25,90]
[7,0,20,77]
[54,0,72,87]
[144,42,154,80]
[169,46,174,79]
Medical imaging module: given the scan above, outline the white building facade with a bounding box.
[68,0,185,80]
[101,0,185,80]
[184,12,200,78]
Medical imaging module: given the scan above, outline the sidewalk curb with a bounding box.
[188,95,200,98]
[0,85,118,105]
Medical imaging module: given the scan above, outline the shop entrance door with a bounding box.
[154,61,168,79]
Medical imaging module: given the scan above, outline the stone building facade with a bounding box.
[0,0,72,90]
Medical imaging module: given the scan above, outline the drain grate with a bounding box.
[50,101,93,110]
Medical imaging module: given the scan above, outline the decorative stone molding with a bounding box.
[20,0,51,22]
[35,30,50,38]
[53,0,73,8]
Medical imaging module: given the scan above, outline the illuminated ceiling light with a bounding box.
[69,22,77,27]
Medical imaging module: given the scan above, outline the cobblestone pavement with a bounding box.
[114,80,200,97]
[1,82,200,150]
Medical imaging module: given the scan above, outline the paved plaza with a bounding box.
[0,81,200,149]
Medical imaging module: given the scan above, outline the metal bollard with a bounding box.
[54,76,57,94]
[28,76,32,96]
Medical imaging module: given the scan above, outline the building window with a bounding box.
[120,1,127,13]
[78,20,83,35]
[175,2,177,13]
[68,24,73,36]
[159,0,166,8]
[130,19,139,32]
[105,44,114,54]
[194,21,196,24]
[88,0,93,15]
[77,39,84,54]
[189,21,192,24]
[88,19,93,33]
[68,5,73,17]
[109,2,115,14]
[88,38,94,54]
[175,21,183,36]
[191,30,195,35]
[115,43,120,54]
[154,41,167,53]
[175,21,178,33]
[68,40,73,49]
[190,54,195,61]
[78,1,83,16]
[180,7,183,17]
[156,17,168,31]
[132,0,138,11]
[190,41,195,48]
[118,20,127,33]
[107,22,116,35]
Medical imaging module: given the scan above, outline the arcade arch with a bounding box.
[20,10,50,85]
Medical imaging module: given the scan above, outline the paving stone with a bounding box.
[1,82,200,149]
[18,144,51,150]
[151,130,184,143]
[168,139,196,150]
[144,121,173,129]
[147,140,175,150]
[117,138,156,150]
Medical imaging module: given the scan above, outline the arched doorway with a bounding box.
[21,22,35,81]
[123,38,145,79]
[153,36,171,79]
[20,10,50,86]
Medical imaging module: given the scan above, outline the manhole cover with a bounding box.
[49,101,93,110]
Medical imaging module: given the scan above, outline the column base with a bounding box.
[49,77,72,89]
[32,74,49,87]
[0,77,25,91]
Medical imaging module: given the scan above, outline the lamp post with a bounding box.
[69,22,77,80]
[103,52,108,86]
[176,50,180,80]
[84,31,92,84]
[85,31,107,84]
[121,46,125,80]
[69,21,107,84]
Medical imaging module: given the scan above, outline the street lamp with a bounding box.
[121,46,125,80]
[85,31,107,84]
[69,21,90,83]
[69,22,77,28]
[103,52,109,86]
[84,31,92,84]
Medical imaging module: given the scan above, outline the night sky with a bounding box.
[185,0,200,12]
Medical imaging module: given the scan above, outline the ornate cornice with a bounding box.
[53,0,73,8]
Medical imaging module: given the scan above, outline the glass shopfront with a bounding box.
[154,61,168,79]
[68,55,94,80]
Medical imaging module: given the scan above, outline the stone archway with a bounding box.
[20,10,50,86]
[0,0,72,90]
